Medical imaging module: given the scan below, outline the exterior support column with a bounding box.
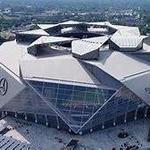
[102,122,105,129]
[34,114,37,123]
[113,118,116,126]
[24,113,27,120]
[90,128,93,133]
[144,107,148,118]
[134,109,138,120]
[124,112,127,123]
[56,116,59,129]
[15,112,17,118]
[5,111,8,115]
[45,115,48,126]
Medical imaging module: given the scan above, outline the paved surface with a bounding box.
[0,117,150,150]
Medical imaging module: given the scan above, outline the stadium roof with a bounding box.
[1,20,150,103]
[72,36,109,56]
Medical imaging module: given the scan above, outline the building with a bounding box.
[0,21,150,135]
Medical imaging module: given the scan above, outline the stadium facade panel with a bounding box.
[0,21,150,134]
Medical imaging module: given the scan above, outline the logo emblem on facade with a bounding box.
[0,78,8,96]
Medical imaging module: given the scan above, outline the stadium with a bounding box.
[0,21,150,135]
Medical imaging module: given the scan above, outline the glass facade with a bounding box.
[27,80,116,132]
[81,86,146,132]
[1,79,148,134]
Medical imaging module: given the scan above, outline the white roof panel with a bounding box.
[113,26,140,36]
[88,27,108,33]
[29,36,76,47]
[37,24,59,30]
[72,41,100,56]
[72,36,109,56]
[19,29,49,36]
[82,36,109,44]
[59,20,82,25]
[85,51,150,81]
[20,54,101,86]
[88,22,111,27]
[61,27,77,33]
[0,40,27,76]
[111,36,146,48]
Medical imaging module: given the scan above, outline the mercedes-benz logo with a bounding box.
[0,78,8,96]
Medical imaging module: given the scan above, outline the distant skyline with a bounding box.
[0,0,150,5]
[0,0,150,10]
